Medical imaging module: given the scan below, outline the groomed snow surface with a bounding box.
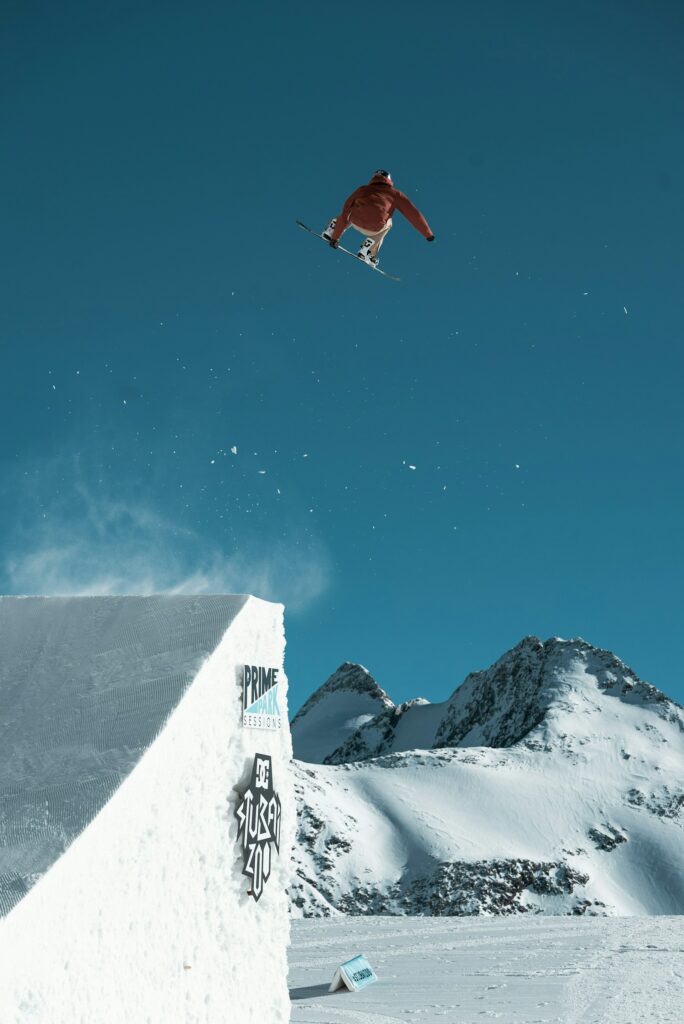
[289,915,684,1023]
[0,595,294,1024]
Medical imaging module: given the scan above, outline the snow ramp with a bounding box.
[0,595,294,1023]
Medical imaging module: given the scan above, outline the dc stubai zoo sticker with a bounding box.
[235,753,282,902]
[241,664,282,730]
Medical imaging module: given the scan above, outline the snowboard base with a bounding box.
[296,221,400,281]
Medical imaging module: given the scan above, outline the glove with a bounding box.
[329,238,339,249]
[426,234,435,242]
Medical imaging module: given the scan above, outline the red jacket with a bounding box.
[332,175,433,241]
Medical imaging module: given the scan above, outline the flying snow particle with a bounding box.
[230,446,238,455]
[515,464,520,469]
[258,470,266,475]
[623,306,628,315]
[408,465,416,471]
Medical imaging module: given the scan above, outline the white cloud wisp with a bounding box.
[5,487,330,613]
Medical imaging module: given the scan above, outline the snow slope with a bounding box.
[0,595,294,1024]
[289,915,684,1023]
[291,637,684,917]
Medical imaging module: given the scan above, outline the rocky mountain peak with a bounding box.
[293,638,682,765]
[291,663,393,725]
[291,638,684,920]
[291,663,394,764]
[435,636,681,750]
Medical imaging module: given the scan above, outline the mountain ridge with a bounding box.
[292,636,682,766]
[291,636,684,918]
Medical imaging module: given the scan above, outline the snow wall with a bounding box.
[0,595,294,1023]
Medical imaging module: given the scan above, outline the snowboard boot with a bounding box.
[322,218,337,241]
[357,238,379,267]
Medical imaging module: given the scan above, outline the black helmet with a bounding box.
[372,169,393,184]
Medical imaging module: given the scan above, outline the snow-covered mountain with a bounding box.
[291,662,394,762]
[291,637,684,918]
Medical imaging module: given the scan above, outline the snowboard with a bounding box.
[296,221,400,281]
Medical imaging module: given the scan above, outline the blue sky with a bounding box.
[2,0,683,710]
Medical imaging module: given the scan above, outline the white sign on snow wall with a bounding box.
[241,663,283,730]
[0,595,294,1024]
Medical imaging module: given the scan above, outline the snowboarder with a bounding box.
[323,170,435,267]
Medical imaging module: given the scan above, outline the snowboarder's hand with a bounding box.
[329,238,339,249]
[427,234,435,242]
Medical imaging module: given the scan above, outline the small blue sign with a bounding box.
[338,954,378,991]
